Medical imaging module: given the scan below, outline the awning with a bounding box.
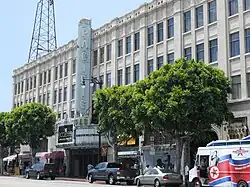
[3,155,16,162]
[3,153,31,162]
[118,151,139,158]
[48,151,64,159]
[243,135,250,140]
[35,152,50,158]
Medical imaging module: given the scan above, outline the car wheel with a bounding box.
[192,178,201,187]
[108,174,115,185]
[88,174,94,183]
[136,179,141,186]
[127,180,134,185]
[25,172,30,179]
[237,180,248,187]
[36,172,40,180]
[51,176,55,180]
[154,179,161,187]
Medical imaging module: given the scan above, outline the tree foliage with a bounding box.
[94,85,138,161]
[134,58,232,172]
[9,103,57,155]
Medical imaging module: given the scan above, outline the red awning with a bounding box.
[48,151,64,159]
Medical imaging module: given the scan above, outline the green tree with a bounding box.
[94,85,138,162]
[134,58,232,173]
[10,103,57,163]
[0,112,9,175]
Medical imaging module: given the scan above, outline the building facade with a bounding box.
[12,0,250,176]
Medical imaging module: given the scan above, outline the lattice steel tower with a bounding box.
[28,0,57,63]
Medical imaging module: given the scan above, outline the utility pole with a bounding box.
[28,0,57,63]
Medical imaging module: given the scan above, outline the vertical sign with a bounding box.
[75,19,92,117]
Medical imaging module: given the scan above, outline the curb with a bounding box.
[55,178,106,184]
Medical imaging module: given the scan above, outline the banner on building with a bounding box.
[57,124,74,144]
[75,19,92,117]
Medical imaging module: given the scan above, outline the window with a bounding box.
[59,64,63,78]
[55,66,58,80]
[184,11,191,32]
[230,32,240,57]
[48,70,51,83]
[99,75,104,89]
[118,39,123,57]
[184,47,192,60]
[43,93,46,104]
[64,62,68,77]
[231,75,241,99]
[245,0,250,10]
[196,43,204,61]
[208,0,217,23]
[71,111,75,118]
[126,36,131,54]
[117,69,123,86]
[44,71,47,84]
[20,82,23,93]
[72,59,76,73]
[34,76,36,88]
[54,90,57,104]
[148,26,154,46]
[17,82,20,94]
[26,79,29,91]
[93,50,98,66]
[246,29,250,53]
[157,22,164,42]
[147,59,154,75]
[39,73,43,86]
[30,77,33,90]
[209,39,218,63]
[196,6,203,28]
[33,97,35,102]
[168,18,174,38]
[157,56,164,69]
[38,95,42,103]
[100,47,104,63]
[47,92,50,105]
[106,73,111,87]
[229,0,238,16]
[134,32,140,51]
[58,88,62,103]
[168,53,175,64]
[134,64,140,82]
[14,84,17,95]
[71,85,75,100]
[63,87,67,101]
[106,44,111,61]
[125,67,131,85]
[247,73,250,97]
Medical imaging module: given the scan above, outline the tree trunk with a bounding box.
[112,135,118,162]
[30,147,36,164]
[175,136,183,174]
[0,145,3,175]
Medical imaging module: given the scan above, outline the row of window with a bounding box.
[14,60,76,95]
[230,29,250,57]
[231,73,250,99]
[229,0,250,16]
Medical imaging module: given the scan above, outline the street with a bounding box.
[0,176,137,187]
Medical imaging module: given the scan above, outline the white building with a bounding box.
[12,0,250,175]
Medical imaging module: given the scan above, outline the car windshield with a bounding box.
[159,169,176,174]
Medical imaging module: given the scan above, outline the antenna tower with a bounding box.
[28,0,57,63]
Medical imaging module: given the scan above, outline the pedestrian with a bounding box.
[63,164,66,177]
[184,163,189,187]
[19,161,24,176]
[143,165,150,174]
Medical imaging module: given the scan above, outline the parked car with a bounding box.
[135,167,183,187]
[87,162,138,185]
[25,162,56,180]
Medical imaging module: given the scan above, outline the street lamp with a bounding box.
[81,76,103,163]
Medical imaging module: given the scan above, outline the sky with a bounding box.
[0,0,150,112]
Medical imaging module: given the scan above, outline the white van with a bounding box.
[189,138,250,187]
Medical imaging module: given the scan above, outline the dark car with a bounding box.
[87,162,138,185]
[25,162,56,180]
